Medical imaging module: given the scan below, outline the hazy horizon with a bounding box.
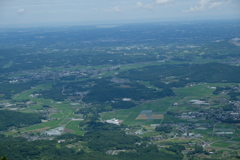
[0,0,239,28]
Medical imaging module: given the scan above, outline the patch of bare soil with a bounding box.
[35,127,50,132]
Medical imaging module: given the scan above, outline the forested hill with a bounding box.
[182,62,240,83]
[118,62,240,84]
[0,123,185,160]
[0,110,43,131]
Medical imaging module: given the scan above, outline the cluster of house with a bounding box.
[189,100,209,105]
[176,99,240,122]
[208,106,240,121]
[110,77,129,84]
[230,101,240,118]
[6,65,121,84]
[29,94,41,98]
[0,101,34,110]
[178,111,205,119]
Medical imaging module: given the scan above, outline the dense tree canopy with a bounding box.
[0,110,43,131]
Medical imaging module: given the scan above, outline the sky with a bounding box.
[0,0,239,27]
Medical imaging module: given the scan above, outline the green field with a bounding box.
[13,83,54,100]
[100,96,178,126]
[3,83,86,134]
[6,80,236,138]
[101,83,220,126]
[65,121,85,136]
[211,141,235,148]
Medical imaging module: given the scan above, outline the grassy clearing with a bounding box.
[166,57,228,65]
[142,131,160,137]
[138,81,161,90]
[211,141,233,148]
[13,83,54,100]
[20,120,61,132]
[65,121,85,136]
[174,84,213,99]
[4,60,13,68]
[215,124,233,129]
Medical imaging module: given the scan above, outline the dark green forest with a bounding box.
[0,130,184,160]
[0,81,39,99]
[118,63,240,86]
[0,110,43,131]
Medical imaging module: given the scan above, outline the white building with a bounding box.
[44,127,64,136]
[122,98,132,101]
[105,118,120,125]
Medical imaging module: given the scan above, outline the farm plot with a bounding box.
[101,98,171,125]
[136,110,164,120]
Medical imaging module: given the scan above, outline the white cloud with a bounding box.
[155,0,174,5]
[17,9,25,15]
[135,0,174,10]
[105,6,123,12]
[135,3,155,9]
[209,2,222,8]
[183,0,229,12]
[136,2,144,8]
